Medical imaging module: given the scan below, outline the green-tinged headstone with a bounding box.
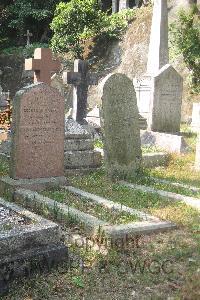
[100,73,142,179]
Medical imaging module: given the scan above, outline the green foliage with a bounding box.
[102,8,136,39]
[1,43,48,57]
[0,0,67,49]
[51,0,106,58]
[169,6,200,93]
[51,0,135,58]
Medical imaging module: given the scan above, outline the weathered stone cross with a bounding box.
[63,59,98,124]
[25,48,61,85]
[24,30,33,46]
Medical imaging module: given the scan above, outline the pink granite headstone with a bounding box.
[10,83,65,179]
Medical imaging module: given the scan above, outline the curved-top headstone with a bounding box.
[10,83,65,179]
[100,73,142,179]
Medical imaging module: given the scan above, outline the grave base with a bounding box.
[0,243,68,296]
[0,176,68,196]
[0,198,68,296]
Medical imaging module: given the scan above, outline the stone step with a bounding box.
[64,150,102,168]
[65,139,94,151]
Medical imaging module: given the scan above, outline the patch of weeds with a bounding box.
[0,158,9,176]
[94,139,104,149]
[42,188,140,225]
[142,145,164,154]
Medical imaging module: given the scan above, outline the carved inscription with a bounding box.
[10,83,65,179]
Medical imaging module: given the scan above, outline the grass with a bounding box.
[42,189,140,225]
[1,125,200,299]
[0,157,9,176]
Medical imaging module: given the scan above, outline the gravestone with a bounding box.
[134,0,183,133]
[100,73,142,178]
[63,59,98,124]
[195,132,200,170]
[25,48,61,85]
[10,83,65,181]
[150,64,183,132]
[191,103,200,132]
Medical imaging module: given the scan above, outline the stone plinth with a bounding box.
[65,118,102,174]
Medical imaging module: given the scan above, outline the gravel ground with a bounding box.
[0,205,30,231]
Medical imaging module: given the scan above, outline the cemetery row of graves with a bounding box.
[0,0,199,298]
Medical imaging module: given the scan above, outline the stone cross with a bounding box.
[25,48,61,85]
[147,0,169,75]
[62,59,98,124]
[24,30,33,46]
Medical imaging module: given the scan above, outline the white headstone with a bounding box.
[150,64,183,133]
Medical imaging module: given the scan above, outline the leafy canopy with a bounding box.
[169,5,200,93]
[51,0,135,58]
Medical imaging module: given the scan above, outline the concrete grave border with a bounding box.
[120,181,200,211]
[13,187,176,240]
[144,176,200,193]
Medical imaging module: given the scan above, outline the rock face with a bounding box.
[100,73,142,179]
[10,83,65,179]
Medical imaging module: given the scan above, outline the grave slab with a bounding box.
[0,197,68,295]
[141,130,188,153]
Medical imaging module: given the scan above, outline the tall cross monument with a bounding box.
[147,0,169,75]
[63,59,98,124]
